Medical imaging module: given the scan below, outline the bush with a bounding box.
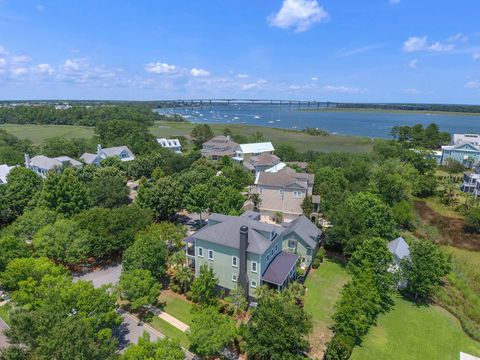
[324,333,355,360]
[312,247,326,269]
[464,207,480,233]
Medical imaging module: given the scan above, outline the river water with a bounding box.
[156,104,480,139]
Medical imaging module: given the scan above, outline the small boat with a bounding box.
[254,115,260,119]
[268,120,274,124]
[276,119,280,122]
[234,116,239,120]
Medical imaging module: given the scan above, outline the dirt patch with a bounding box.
[414,200,480,251]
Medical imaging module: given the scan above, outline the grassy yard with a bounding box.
[148,316,190,349]
[0,124,94,144]
[158,290,194,325]
[350,297,480,360]
[304,258,350,358]
[0,303,11,326]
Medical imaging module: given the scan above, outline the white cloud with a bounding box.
[428,42,454,52]
[241,79,267,91]
[408,59,418,69]
[390,0,400,4]
[268,0,328,33]
[402,88,421,95]
[190,68,210,77]
[465,80,480,89]
[236,73,249,78]
[447,33,468,43]
[403,35,460,53]
[33,63,53,74]
[10,67,28,76]
[473,52,480,61]
[311,76,318,81]
[144,62,177,74]
[321,85,366,94]
[62,59,82,72]
[403,37,428,52]
[0,58,6,67]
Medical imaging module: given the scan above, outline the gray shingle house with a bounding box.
[201,136,238,160]
[80,144,135,165]
[185,211,322,298]
[25,154,82,178]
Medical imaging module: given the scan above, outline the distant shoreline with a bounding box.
[298,108,480,117]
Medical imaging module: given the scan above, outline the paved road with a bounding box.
[117,311,161,351]
[73,264,122,288]
[0,316,9,350]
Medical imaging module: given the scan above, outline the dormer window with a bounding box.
[269,231,276,240]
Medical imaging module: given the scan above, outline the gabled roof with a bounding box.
[283,216,322,248]
[453,133,480,145]
[29,155,82,170]
[81,145,135,164]
[238,142,275,154]
[442,141,480,152]
[387,237,410,261]
[0,164,15,184]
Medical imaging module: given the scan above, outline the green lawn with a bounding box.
[350,297,480,360]
[158,290,194,325]
[304,258,350,358]
[150,122,373,153]
[0,303,11,326]
[148,316,190,349]
[0,124,95,144]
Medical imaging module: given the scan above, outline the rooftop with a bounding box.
[262,252,298,285]
[237,142,275,154]
[388,237,410,261]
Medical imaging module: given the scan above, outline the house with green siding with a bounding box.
[185,211,322,298]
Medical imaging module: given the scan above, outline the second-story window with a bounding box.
[208,250,214,261]
[293,191,302,198]
[251,261,257,273]
[198,247,204,257]
[232,256,238,267]
[259,187,263,194]
[279,189,284,196]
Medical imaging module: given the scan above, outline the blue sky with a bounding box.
[0,0,479,103]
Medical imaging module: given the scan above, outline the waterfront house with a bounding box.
[157,138,182,153]
[460,171,480,194]
[185,211,322,298]
[25,154,82,178]
[438,133,480,167]
[253,167,317,223]
[80,144,135,165]
[233,142,275,163]
[0,164,15,184]
[201,135,238,160]
[242,152,282,174]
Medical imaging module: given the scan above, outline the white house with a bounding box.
[453,133,480,146]
[0,164,15,184]
[233,142,275,162]
[387,236,410,288]
[25,154,82,178]
[80,144,135,166]
[157,138,181,153]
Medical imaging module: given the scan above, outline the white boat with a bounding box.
[254,115,260,119]
[234,116,239,120]
[276,119,280,122]
[268,120,274,124]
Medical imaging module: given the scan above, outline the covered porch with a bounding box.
[261,252,299,290]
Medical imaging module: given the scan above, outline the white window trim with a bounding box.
[266,254,270,262]
[251,261,258,273]
[251,280,257,288]
[208,249,214,261]
[232,256,238,268]
[232,274,238,282]
[293,191,302,198]
[198,247,204,257]
[259,187,263,194]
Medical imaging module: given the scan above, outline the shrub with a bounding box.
[312,247,326,269]
[324,333,355,360]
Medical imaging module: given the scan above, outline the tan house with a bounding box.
[201,135,239,160]
[254,167,316,223]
